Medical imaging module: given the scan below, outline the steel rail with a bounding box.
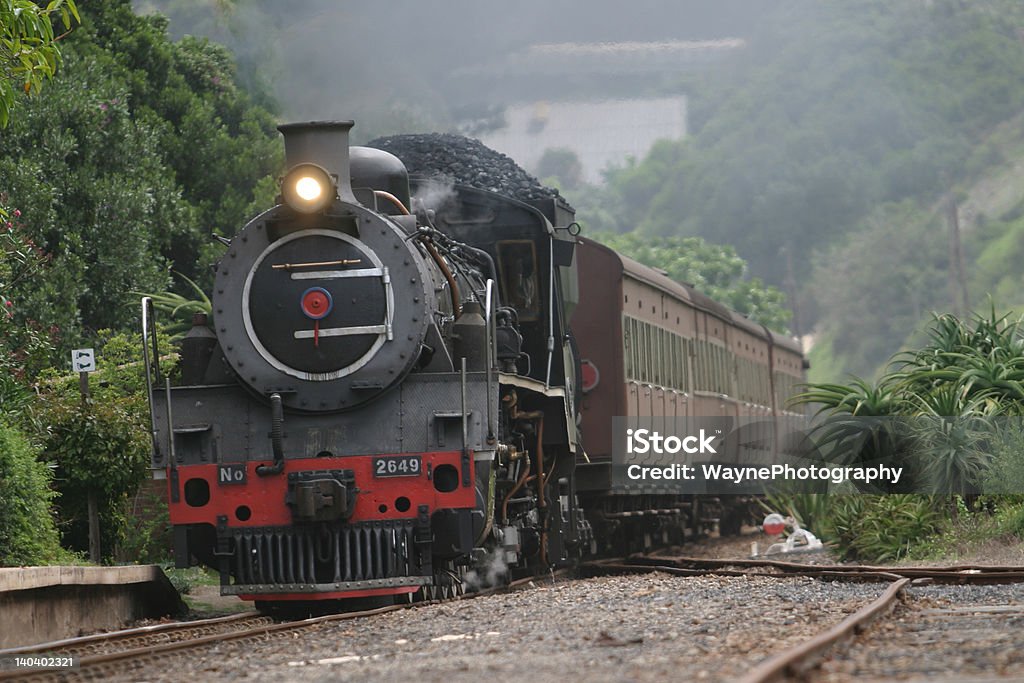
[582,561,905,583]
[737,578,910,683]
[627,554,1024,583]
[593,557,1024,589]
[0,611,264,657]
[0,569,570,681]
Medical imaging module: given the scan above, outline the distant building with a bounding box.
[451,39,743,185]
[481,97,687,186]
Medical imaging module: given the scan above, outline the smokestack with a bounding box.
[277,120,357,204]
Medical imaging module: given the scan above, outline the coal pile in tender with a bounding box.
[367,133,562,204]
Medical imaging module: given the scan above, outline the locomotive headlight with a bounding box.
[295,176,322,201]
[282,163,336,214]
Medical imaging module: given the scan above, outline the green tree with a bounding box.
[782,309,1024,560]
[0,197,55,409]
[603,1,1024,281]
[0,0,281,346]
[0,0,80,127]
[809,200,950,379]
[0,418,65,566]
[536,148,583,191]
[582,0,1024,381]
[593,231,792,333]
[30,329,164,561]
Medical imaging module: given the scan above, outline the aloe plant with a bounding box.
[781,308,1024,560]
[134,273,212,341]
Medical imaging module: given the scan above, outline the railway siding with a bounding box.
[812,582,1024,682]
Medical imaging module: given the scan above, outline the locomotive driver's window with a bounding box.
[497,240,540,320]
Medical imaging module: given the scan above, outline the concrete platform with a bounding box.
[0,565,185,648]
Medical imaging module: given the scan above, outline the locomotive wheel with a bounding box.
[718,509,744,537]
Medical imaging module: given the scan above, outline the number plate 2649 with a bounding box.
[373,455,422,478]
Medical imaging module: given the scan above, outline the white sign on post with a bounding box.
[72,348,96,373]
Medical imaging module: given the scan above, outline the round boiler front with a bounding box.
[213,203,433,412]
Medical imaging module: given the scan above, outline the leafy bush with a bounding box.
[36,391,150,561]
[982,423,1024,494]
[163,566,218,595]
[797,310,1024,495]
[164,567,198,595]
[903,497,1024,562]
[119,482,171,564]
[29,329,166,562]
[832,495,941,563]
[765,493,942,563]
[998,503,1024,538]
[0,419,65,566]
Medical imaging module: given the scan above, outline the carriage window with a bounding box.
[623,317,632,380]
[669,332,676,389]
[682,338,691,391]
[626,317,634,382]
[497,241,540,321]
[720,347,729,394]
[696,340,706,391]
[642,323,651,383]
[717,345,726,394]
[654,327,664,385]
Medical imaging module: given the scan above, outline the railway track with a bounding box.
[5,557,1023,681]
[0,612,271,664]
[740,578,1024,683]
[591,554,1024,682]
[584,554,1024,584]
[0,572,564,681]
[739,578,910,683]
[809,583,1024,682]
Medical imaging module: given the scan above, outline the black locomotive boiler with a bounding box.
[143,120,806,608]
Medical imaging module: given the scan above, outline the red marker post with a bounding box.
[762,513,787,536]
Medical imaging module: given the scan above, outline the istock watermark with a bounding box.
[610,416,1024,494]
[626,428,718,454]
[624,462,903,486]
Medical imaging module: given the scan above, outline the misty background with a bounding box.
[134,0,1024,383]
[133,0,770,131]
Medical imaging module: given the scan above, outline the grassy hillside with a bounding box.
[584,0,1024,381]
[808,109,1024,383]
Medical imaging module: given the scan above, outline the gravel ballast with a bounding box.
[128,573,886,683]
[813,582,1024,682]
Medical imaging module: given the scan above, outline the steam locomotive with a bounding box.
[143,120,805,608]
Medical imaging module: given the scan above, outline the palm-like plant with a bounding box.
[783,309,1024,557]
[792,376,900,417]
[792,376,917,490]
[796,309,1024,493]
[903,384,995,494]
[134,273,212,341]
